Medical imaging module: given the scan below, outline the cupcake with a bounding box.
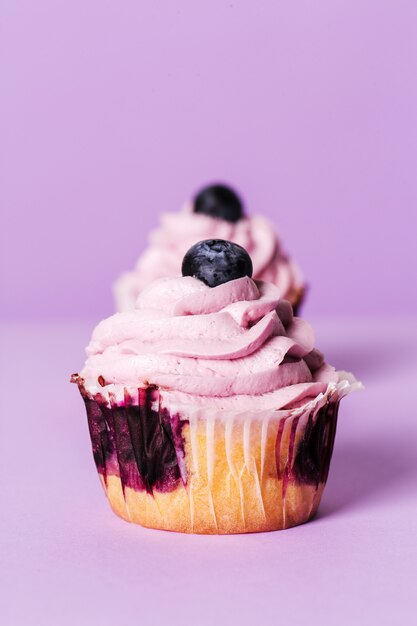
[73,240,360,534]
[114,184,305,314]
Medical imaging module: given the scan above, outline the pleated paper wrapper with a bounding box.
[73,372,360,534]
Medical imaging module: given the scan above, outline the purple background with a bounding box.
[1,0,416,321]
[2,3,417,626]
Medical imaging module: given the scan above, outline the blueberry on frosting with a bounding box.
[182,239,253,288]
[193,184,244,223]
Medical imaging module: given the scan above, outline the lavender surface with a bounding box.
[2,319,416,626]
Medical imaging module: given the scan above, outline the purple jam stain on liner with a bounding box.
[292,401,340,486]
[282,415,301,502]
[292,302,301,317]
[161,408,188,486]
[291,286,307,317]
[105,400,146,492]
[83,396,117,485]
[319,401,339,484]
[78,383,188,494]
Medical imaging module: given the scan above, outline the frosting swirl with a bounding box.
[83,276,336,412]
[114,205,304,311]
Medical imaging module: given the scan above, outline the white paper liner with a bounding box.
[75,371,361,533]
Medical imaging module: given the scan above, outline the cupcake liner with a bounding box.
[290,285,307,316]
[72,372,359,533]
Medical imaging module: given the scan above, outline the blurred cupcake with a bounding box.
[114,184,305,314]
[73,240,361,534]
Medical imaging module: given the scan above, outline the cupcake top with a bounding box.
[114,184,304,312]
[84,241,336,414]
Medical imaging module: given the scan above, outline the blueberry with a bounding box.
[193,184,244,223]
[182,239,253,288]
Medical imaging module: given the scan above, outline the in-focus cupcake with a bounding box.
[114,183,305,314]
[73,240,361,534]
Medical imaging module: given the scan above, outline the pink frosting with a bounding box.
[83,276,337,412]
[114,204,304,311]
